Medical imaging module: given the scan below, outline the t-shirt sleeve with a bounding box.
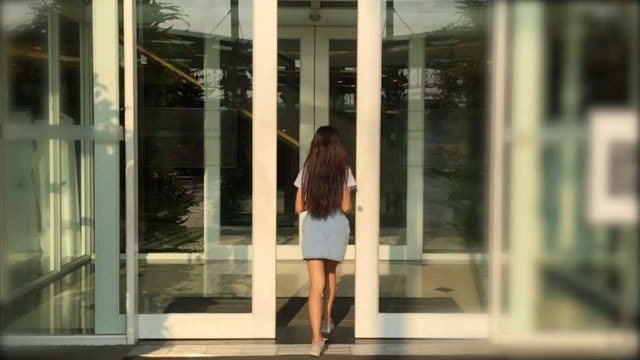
[347,167,357,189]
[294,170,303,188]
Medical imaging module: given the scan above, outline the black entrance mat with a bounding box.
[163,296,253,313]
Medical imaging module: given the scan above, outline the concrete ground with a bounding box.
[3,344,634,360]
[0,345,507,360]
[1,345,134,360]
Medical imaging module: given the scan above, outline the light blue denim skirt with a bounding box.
[302,211,350,262]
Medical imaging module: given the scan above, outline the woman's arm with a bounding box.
[341,187,351,213]
[295,188,305,214]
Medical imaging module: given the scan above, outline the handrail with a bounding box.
[0,255,91,308]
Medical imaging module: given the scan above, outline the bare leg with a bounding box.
[322,260,338,323]
[307,259,325,343]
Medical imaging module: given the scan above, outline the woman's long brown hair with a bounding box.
[301,126,349,218]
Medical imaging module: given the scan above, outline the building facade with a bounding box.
[1,0,638,350]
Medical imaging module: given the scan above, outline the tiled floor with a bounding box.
[139,260,487,314]
[3,257,617,338]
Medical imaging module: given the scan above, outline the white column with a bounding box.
[252,0,277,338]
[355,0,382,338]
[203,37,222,261]
[488,0,508,340]
[93,0,123,334]
[508,0,544,334]
[124,0,140,344]
[406,35,425,260]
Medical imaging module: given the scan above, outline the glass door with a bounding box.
[275,0,360,342]
[277,26,357,261]
[356,0,491,338]
[278,23,422,262]
[134,0,276,339]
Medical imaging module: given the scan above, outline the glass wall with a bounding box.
[276,38,302,245]
[379,0,491,313]
[1,0,124,335]
[501,0,638,333]
[136,0,254,314]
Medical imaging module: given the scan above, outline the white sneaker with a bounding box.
[321,320,334,334]
[310,338,326,357]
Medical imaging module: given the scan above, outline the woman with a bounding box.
[294,126,356,356]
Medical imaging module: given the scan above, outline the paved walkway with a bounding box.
[126,340,496,358]
[2,341,495,359]
[5,341,630,359]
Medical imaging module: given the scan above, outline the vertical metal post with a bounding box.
[621,1,639,328]
[48,9,62,273]
[203,36,221,265]
[124,0,140,344]
[93,0,123,335]
[406,35,425,261]
[385,1,394,37]
[80,9,94,257]
[557,4,582,253]
[0,0,7,304]
[231,0,240,40]
[488,0,508,341]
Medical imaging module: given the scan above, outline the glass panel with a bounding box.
[3,0,53,291]
[137,0,253,314]
[379,0,491,313]
[501,0,638,333]
[0,0,118,335]
[328,39,357,244]
[277,38,301,246]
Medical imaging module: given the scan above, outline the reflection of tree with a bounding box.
[138,0,200,248]
[439,0,487,248]
[9,0,58,120]
[381,1,488,247]
[138,1,254,249]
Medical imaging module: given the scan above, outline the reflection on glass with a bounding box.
[137,0,253,313]
[2,0,100,334]
[4,0,53,293]
[4,263,95,335]
[277,39,301,245]
[59,13,84,266]
[379,0,490,313]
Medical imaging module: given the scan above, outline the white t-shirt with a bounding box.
[294,167,357,190]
